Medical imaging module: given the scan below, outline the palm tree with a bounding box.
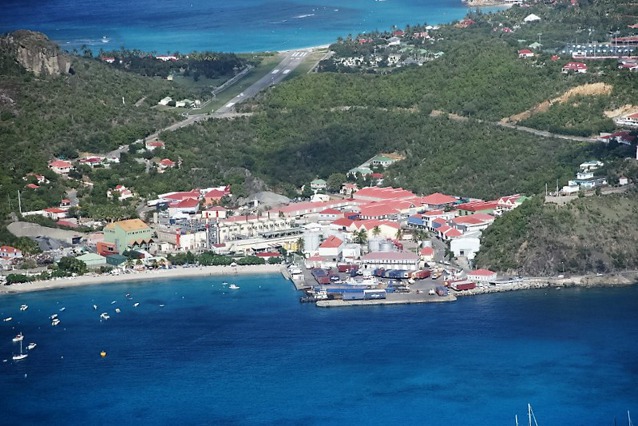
[395,228,404,241]
[353,229,368,245]
[372,226,381,238]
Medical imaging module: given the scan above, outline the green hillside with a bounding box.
[476,189,638,276]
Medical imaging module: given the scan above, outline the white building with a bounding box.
[450,231,482,261]
[467,269,497,283]
[360,251,419,271]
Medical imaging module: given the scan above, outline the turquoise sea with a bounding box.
[0,0,491,53]
[0,275,637,425]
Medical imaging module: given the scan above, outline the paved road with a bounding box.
[431,110,597,143]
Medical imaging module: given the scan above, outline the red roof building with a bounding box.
[0,245,23,259]
[467,269,497,283]
[353,187,417,202]
[420,192,457,210]
[159,158,176,169]
[48,159,72,174]
[562,62,587,74]
[518,49,534,58]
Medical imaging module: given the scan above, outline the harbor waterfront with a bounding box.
[1,273,637,424]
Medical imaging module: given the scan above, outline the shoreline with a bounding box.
[0,264,283,296]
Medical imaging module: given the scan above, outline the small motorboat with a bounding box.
[59,307,66,312]
[115,308,121,313]
[93,304,98,310]
[51,318,61,326]
[50,314,58,320]
[13,341,28,361]
[133,302,140,307]
[27,342,37,350]
[229,284,240,290]
[12,333,24,342]
[100,312,110,320]
[20,304,28,311]
[3,317,12,322]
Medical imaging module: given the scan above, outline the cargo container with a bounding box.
[337,264,359,273]
[411,269,431,280]
[373,268,385,277]
[316,276,331,285]
[451,281,476,291]
[363,289,386,300]
[342,292,365,300]
[311,269,328,278]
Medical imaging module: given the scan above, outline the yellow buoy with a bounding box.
[100,351,107,358]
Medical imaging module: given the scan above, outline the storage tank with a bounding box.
[368,238,382,252]
[303,231,321,254]
[379,239,395,252]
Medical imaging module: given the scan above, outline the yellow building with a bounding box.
[103,219,154,254]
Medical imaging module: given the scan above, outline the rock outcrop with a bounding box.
[0,30,71,76]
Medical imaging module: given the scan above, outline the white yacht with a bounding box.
[13,341,28,361]
[100,312,110,320]
[51,318,61,326]
[12,333,24,342]
[27,342,37,350]
[19,304,28,311]
[228,284,240,290]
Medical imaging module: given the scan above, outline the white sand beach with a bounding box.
[0,264,283,295]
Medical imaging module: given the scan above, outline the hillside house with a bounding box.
[523,14,541,23]
[0,245,23,260]
[145,140,165,151]
[48,159,72,175]
[158,158,176,171]
[310,179,327,192]
[518,49,535,58]
[562,62,587,73]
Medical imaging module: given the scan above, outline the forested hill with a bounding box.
[476,189,638,276]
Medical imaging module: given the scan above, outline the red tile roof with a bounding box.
[332,218,354,228]
[361,251,419,261]
[354,187,416,201]
[420,247,434,256]
[470,268,496,276]
[421,192,457,206]
[320,208,341,215]
[171,198,199,208]
[319,235,344,249]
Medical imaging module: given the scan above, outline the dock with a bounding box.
[316,293,456,308]
[281,266,310,291]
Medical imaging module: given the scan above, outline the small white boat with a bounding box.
[13,341,28,361]
[133,302,140,307]
[100,312,110,320]
[3,317,12,322]
[115,308,121,313]
[111,301,116,305]
[93,304,98,310]
[27,342,37,350]
[50,314,58,320]
[59,307,66,312]
[51,318,61,326]
[20,304,28,311]
[12,333,24,342]
[229,284,240,290]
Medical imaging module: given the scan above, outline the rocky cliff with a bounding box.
[0,30,71,76]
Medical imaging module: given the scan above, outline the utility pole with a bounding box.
[17,190,22,214]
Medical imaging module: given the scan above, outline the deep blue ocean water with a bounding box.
[0,0,498,53]
[0,275,637,425]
